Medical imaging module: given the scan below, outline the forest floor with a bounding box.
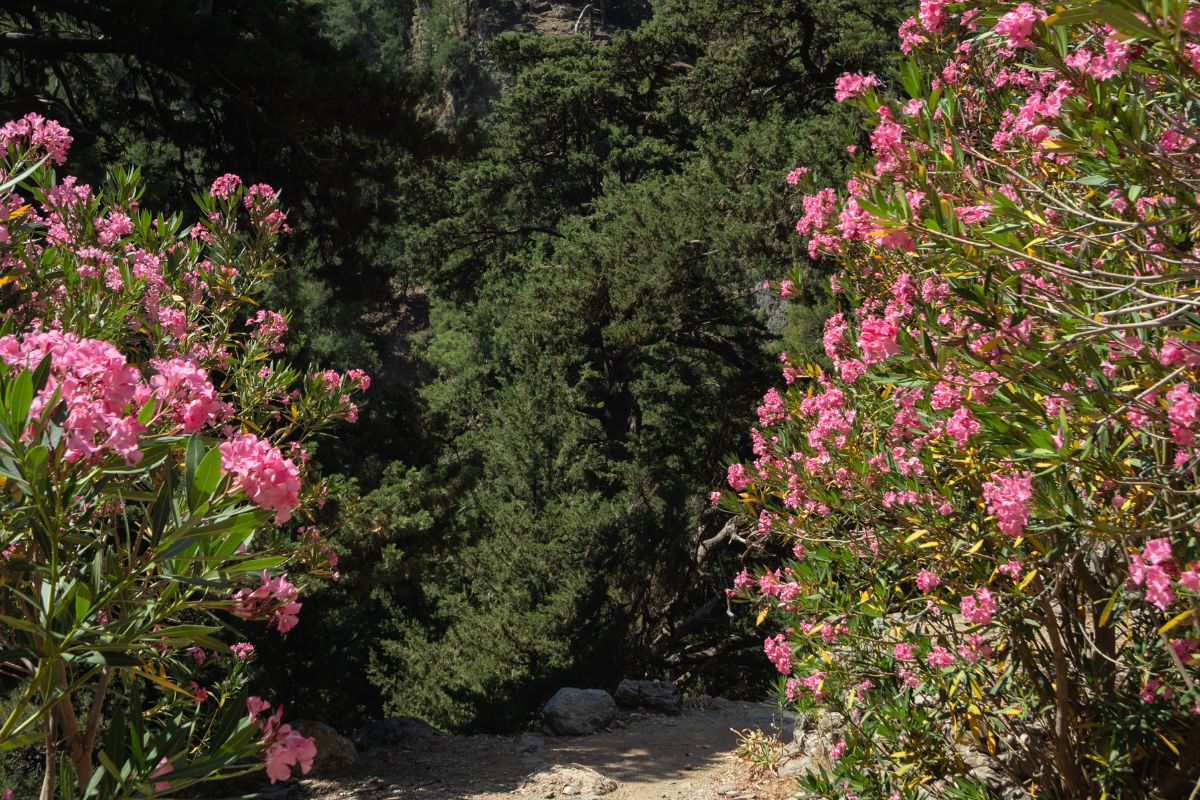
[292,699,797,800]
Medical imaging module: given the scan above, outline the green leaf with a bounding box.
[136,396,156,425]
[192,446,224,502]
[7,369,33,431]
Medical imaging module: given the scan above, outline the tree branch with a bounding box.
[0,31,123,55]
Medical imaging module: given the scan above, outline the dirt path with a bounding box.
[296,700,796,800]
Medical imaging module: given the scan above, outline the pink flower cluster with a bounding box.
[247,698,317,783]
[219,433,302,523]
[150,358,227,432]
[0,330,147,463]
[833,72,880,103]
[856,317,900,364]
[960,587,996,625]
[231,570,302,633]
[919,0,948,33]
[209,173,243,200]
[1166,383,1199,448]
[786,167,810,185]
[0,112,72,164]
[763,633,793,674]
[1126,538,1193,611]
[247,310,289,353]
[993,3,1047,49]
[982,471,1034,537]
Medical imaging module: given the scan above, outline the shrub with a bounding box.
[723,1,1200,796]
[0,117,364,797]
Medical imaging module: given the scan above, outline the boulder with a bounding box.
[288,720,358,775]
[352,715,444,751]
[517,764,617,797]
[613,679,682,715]
[542,688,616,736]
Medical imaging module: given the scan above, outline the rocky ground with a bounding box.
[262,697,799,800]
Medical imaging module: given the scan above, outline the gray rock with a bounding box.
[352,716,443,751]
[778,754,820,778]
[613,679,683,715]
[289,720,358,774]
[544,689,617,735]
[799,731,825,756]
[542,688,616,736]
[816,712,846,734]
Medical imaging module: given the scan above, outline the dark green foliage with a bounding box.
[282,0,911,732]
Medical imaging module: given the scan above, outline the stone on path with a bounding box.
[613,679,683,715]
[517,764,618,797]
[542,688,617,736]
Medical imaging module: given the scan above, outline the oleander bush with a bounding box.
[723,0,1200,796]
[0,117,364,798]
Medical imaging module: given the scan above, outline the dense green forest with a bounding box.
[0,0,907,734]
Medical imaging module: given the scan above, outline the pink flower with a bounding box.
[925,646,955,668]
[209,173,242,200]
[150,757,173,792]
[1160,337,1200,367]
[834,72,880,103]
[857,317,900,364]
[247,310,289,353]
[220,434,301,523]
[998,557,1024,581]
[247,696,272,719]
[258,706,317,784]
[960,588,996,625]
[231,571,303,633]
[893,642,915,661]
[982,471,1034,537]
[1140,678,1173,704]
[231,642,256,660]
[829,738,848,760]
[786,167,810,185]
[0,113,72,164]
[916,569,940,592]
[1166,383,1199,447]
[919,0,947,32]
[727,463,750,491]
[945,406,980,447]
[346,368,371,391]
[955,203,994,224]
[764,633,793,674]
[0,330,146,464]
[150,358,227,433]
[801,671,826,701]
[994,3,1046,49]
[1128,538,1176,610]
[1180,562,1200,593]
